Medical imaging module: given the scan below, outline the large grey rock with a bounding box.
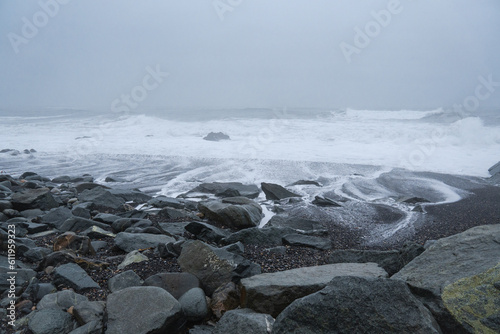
[240,263,388,317]
[213,309,274,334]
[37,290,88,310]
[59,217,110,233]
[187,182,260,199]
[112,218,152,233]
[185,221,231,244]
[108,188,152,203]
[267,215,327,235]
[198,198,262,229]
[282,234,332,250]
[179,287,209,322]
[78,186,125,210]
[68,320,103,334]
[106,286,185,334]
[261,183,300,200]
[143,272,200,300]
[53,263,100,291]
[392,224,500,333]
[11,188,59,211]
[73,300,105,325]
[178,240,261,295]
[328,242,425,276]
[115,232,176,252]
[108,270,143,293]
[41,207,73,229]
[272,276,441,334]
[118,250,148,269]
[28,308,76,334]
[147,196,185,209]
[221,226,296,246]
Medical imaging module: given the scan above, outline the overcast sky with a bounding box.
[1,0,499,111]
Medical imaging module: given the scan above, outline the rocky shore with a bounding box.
[1,172,499,333]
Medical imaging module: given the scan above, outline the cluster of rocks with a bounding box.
[0,172,499,333]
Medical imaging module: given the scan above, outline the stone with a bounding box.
[37,290,88,310]
[20,208,45,218]
[210,282,241,319]
[108,270,143,293]
[392,224,500,333]
[221,226,295,246]
[203,132,230,141]
[75,182,104,193]
[80,225,116,239]
[488,161,500,176]
[73,300,105,325]
[213,309,274,334]
[78,186,125,210]
[143,272,201,300]
[282,234,332,250]
[261,183,301,200]
[115,232,176,252]
[185,221,231,244]
[34,283,57,302]
[59,217,110,233]
[68,320,103,334]
[118,250,149,270]
[112,218,152,233]
[71,206,91,219]
[442,264,500,333]
[24,247,52,262]
[109,188,152,203]
[198,198,262,229]
[272,276,441,334]
[0,200,13,211]
[147,196,185,209]
[186,182,260,199]
[0,267,36,294]
[158,207,194,219]
[178,240,261,295]
[311,195,341,207]
[28,308,75,334]
[53,263,100,291]
[11,188,59,211]
[91,240,108,252]
[179,287,209,322]
[240,263,388,317]
[267,215,327,235]
[92,213,121,224]
[106,286,185,334]
[53,232,95,255]
[41,207,73,229]
[399,196,431,204]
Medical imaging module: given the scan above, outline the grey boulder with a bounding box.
[198,197,262,229]
[179,287,209,322]
[53,263,100,291]
[114,232,175,252]
[28,308,76,334]
[212,308,274,334]
[261,183,301,201]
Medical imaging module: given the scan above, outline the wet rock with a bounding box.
[282,234,332,250]
[143,272,201,300]
[261,183,301,201]
[203,132,230,141]
[185,221,231,244]
[111,218,152,233]
[0,267,36,294]
[179,287,209,322]
[311,195,341,207]
[28,308,76,334]
[75,182,106,193]
[11,188,59,211]
[53,232,95,255]
[272,276,441,334]
[267,215,327,236]
[399,196,431,204]
[393,224,500,333]
[41,207,73,230]
[109,188,152,203]
[210,282,241,319]
[71,206,91,219]
[53,263,100,291]
[147,196,185,209]
[24,247,52,263]
[92,213,121,224]
[78,186,125,210]
[198,198,262,229]
[108,270,143,293]
[213,309,274,334]
[186,182,260,199]
[37,290,88,310]
[178,240,261,295]
[73,300,105,325]
[106,286,185,334]
[114,232,176,252]
[288,180,322,187]
[240,263,388,317]
[59,217,110,233]
[117,250,148,270]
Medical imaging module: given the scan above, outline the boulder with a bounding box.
[53,232,95,255]
[80,226,116,239]
[212,309,274,334]
[210,282,241,319]
[261,183,301,201]
[28,308,76,334]
[112,218,153,233]
[185,221,231,244]
[267,215,327,235]
[37,290,88,310]
[108,188,152,203]
[78,186,125,210]
[198,198,262,229]
[272,276,441,334]
[59,217,110,233]
[106,286,185,334]
[53,263,100,291]
[282,234,332,250]
[240,263,387,317]
[68,320,102,334]
[392,224,500,333]
[11,188,59,211]
[179,287,209,322]
[147,196,185,209]
[41,207,73,230]
[178,240,261,295]
[221,226,295,246]
[108,270,143,293]
[114,232,175,252]
[117,250,149,270]
[143,272,201,300]
[311,195,341,207]
[186,182,260,199]
[203,132,230,141]
[158,207,194,220]
[92,213,121,224]
[73,300,105,325]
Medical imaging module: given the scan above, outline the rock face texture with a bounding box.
[105,286,184,334]
[261,182,301,200]
[240,263,387,317]
[392,224,500,333]
[272,276,442,334]
[198,198,262,229]
[212,308,274,334]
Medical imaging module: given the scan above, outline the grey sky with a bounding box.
[1,0,499,110]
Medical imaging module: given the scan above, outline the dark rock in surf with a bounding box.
[198,198,262,229]
[203,132,230,141]
[185,182,260,199]
[185,221,231,244]
[78,187,125,210]
[288,180,322,187]
[261,183,301,201]
[311,195,341,207]
[282,234,332,250]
